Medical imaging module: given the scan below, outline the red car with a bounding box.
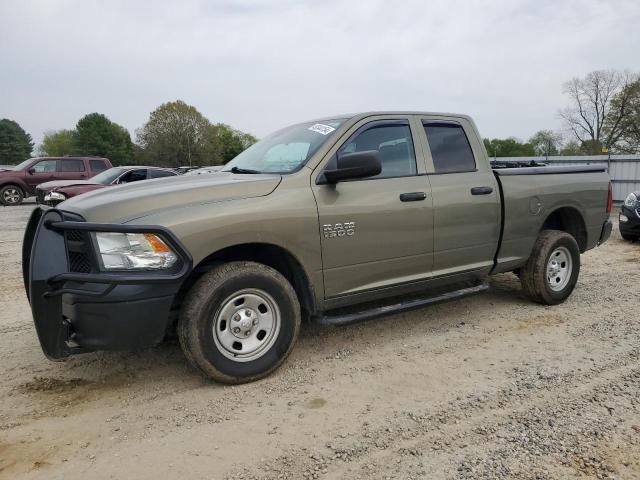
[0,156,111,206]
[36,166,178,206]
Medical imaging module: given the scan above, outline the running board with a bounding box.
[313,282,489,327]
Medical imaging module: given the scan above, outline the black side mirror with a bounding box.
[27,168,35,175]
[319,150,382,184]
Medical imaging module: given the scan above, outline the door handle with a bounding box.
[400,192,427,202]
[470,186,493,195]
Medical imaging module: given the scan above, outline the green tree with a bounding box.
[73,113,133,165]
[0,119,34,164]
[483,137,535,157]
[559,140,582,156]
[609,80,640,153]
[529,130,563,158]
[216,123,257,164]
[136,100,221,167]
[38,129,75,156]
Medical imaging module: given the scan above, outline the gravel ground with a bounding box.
[0,202,639,480]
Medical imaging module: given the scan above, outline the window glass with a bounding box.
[338,123,416,179]
[31,160,57,173]
[148,169,177,179]
[119,169,147,183]
[90,160,108,172]
[59,159,85,172]
[423,123,476,173]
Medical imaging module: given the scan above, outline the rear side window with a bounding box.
[423,123,476,173]
[148,169,177,179]
[59,159,85,172]
[90,159,108,172]
[338,122,417,179]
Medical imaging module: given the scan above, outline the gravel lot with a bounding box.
[1,202,639,480]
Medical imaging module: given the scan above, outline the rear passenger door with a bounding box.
[58,159,88,181]
[417,117,500,277]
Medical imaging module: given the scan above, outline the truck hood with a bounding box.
[61,172,282,223]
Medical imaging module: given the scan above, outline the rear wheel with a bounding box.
[0,185,24,206]
[520,230,580,305]
[178,261,301,384]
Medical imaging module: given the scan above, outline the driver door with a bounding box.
[312,116,434,300]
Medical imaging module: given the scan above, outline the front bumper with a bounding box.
[23,207,192,359]
[619,205,640,236]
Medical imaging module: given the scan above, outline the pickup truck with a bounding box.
[23,112,612,383]
[1,156,112,205]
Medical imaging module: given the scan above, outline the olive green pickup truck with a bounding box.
[23,112,613,383]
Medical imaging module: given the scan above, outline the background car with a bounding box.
[0,156,111,206]
[620,191,640,241]
[36,166,178,206]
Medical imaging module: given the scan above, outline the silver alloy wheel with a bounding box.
[212,288,281,362]
[546,246,572,291]
[3,187,21,204]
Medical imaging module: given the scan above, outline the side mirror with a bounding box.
[320,150,382,184]
[28,168,35,175]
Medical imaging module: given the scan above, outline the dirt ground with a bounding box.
[1,202,639,480]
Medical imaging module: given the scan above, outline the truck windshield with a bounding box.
[223,119,346,174]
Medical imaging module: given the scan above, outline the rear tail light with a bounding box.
[606,182,613,214]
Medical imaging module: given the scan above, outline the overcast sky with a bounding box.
[1,0,639,147]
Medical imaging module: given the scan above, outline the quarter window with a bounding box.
[423,123,476,173]
[90,160,108,172]
[31,160,57,173]
[59,159,85,172]
[338,122,417,179]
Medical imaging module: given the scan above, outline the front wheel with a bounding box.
[178,261,301,384]
[621,232,638,242]
[1,185,24,206]
[520,230,580,305]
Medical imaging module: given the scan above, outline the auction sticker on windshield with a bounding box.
[308,124,336,135]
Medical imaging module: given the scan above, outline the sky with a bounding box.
[1,0,639,147]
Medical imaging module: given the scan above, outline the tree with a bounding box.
[73,113,133,165]
[559,140,582,156]
[483,137,535,157]
[559,70,639,152]
[529,130,563,158]
[0,119,34,164]
[216,123,257,164]
[608,80,640,153]
[38,129,75,156]
[136,100,221,167]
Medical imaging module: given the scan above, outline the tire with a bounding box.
[520,230,580,305]
[178,261,301,384]
[621,232,638,242]
[0,185,24,206]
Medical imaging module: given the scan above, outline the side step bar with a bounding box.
[313,282,489,327]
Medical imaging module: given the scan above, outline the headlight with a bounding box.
[44,191,67,202]
[624,193,638,209]
[95,232,178,270]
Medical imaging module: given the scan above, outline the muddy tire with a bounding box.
[520,230,580,305]
[1,185,24,206]
[178,261,301,384]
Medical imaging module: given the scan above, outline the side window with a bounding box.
[119,169,147,183]
[31,160,57,173]
[337,122,417,179]
[90,160,108,173]
[148,169,177,179]
[59,159,85,172]
[423,123,476,173]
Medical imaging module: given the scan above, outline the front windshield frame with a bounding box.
[90,167,126,184]
[9,158,37,171]
[222,119,347,175]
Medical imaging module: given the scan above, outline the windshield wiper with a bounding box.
[229,166,262,174]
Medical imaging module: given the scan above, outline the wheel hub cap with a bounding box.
[546,247,572,292]
[212,289,281,362]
